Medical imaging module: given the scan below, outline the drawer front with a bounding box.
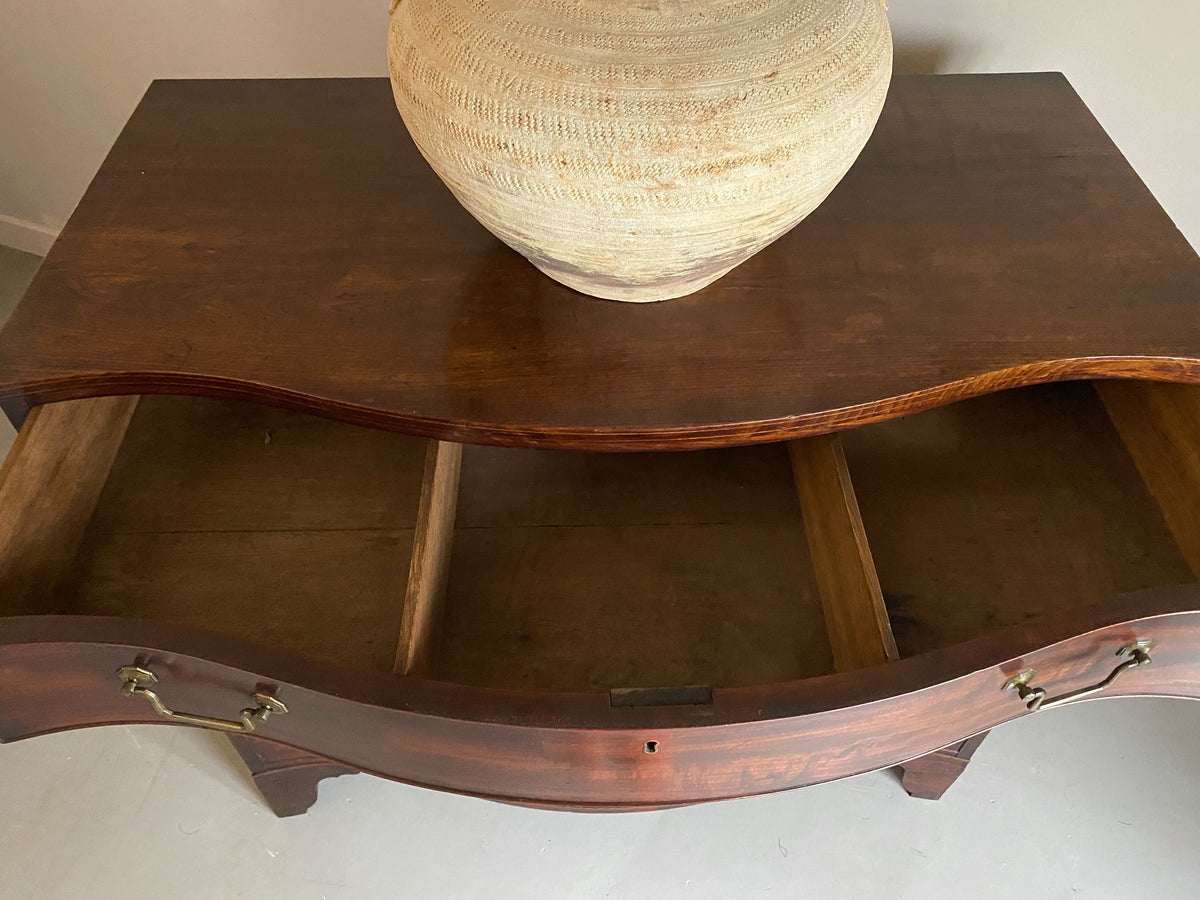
[3,593,1199,808]
[4,391,1200,808]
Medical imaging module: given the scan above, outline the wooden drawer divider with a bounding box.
[0,396,139,614]
[789,434,899,671]
[393,439,463,676]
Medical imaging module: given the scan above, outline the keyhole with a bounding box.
[643,740,659,754]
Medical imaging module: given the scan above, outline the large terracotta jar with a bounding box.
[388,0,892,302]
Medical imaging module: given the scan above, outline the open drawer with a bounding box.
[1,381,1199,809]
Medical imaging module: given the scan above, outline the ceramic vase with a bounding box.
[388,0,892,302]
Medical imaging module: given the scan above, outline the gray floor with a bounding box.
[1,244,1198,898]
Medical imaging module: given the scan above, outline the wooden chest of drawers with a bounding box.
[3,74,1199,815]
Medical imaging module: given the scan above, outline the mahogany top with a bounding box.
[2,73,1199,449]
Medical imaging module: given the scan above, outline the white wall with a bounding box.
[0,0,385,253]
[2,0,1198,255]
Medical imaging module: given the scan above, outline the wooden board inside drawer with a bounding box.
[55,397,427,674]
[436,444,831,691]
[842,382,1195,656]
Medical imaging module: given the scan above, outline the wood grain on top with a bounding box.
[1,74,1199,449]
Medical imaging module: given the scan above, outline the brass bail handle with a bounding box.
[1003,640,1155,712]
[117,666,288,733]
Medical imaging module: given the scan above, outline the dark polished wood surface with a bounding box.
[2,74,1199,448]
[1,586,1198,807]
[227,733,357,818]
[897,732,990,801]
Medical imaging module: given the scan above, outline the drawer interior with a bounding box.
[0,381,1196,695]
[57,398,427,675]
[437,444,830,690]
[843,382,1195,656]
[3,396,835,688]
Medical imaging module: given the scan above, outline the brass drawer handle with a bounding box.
[117,666,288,733]
[1002,640,1154,712]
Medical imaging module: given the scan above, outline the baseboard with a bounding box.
[0,213,58,256]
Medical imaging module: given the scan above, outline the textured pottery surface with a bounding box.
[388,0,892,302]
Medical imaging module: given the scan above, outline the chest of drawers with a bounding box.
[2,74,1199,816]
